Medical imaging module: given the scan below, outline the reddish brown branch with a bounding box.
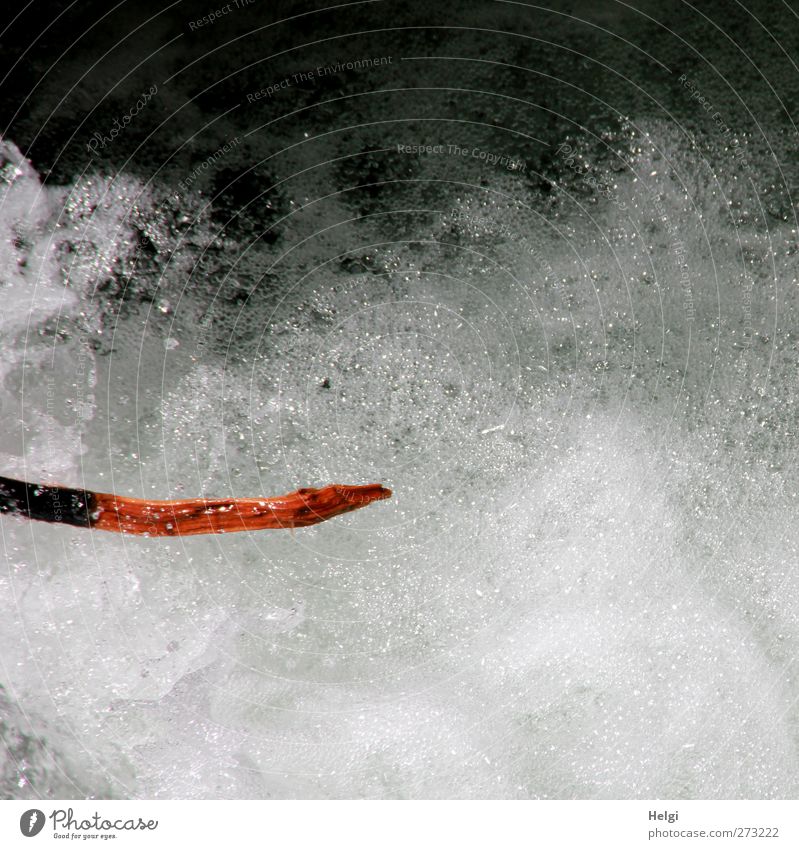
[0,476,391,537]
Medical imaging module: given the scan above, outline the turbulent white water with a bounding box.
[1,114,798,799]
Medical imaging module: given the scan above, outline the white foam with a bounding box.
[2,122,799,798]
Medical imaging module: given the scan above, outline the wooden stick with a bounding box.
[0,476,391,536]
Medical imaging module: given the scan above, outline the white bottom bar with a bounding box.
[3,800,798,848]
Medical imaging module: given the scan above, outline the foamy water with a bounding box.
[1,96,798,799]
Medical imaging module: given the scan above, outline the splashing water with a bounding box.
[1,79,798,802]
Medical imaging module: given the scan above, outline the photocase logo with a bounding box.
[15,807,159,838]
[19,809,45,837]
